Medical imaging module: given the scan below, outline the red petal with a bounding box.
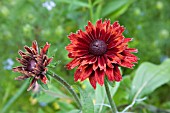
[98,56,106,71]
[107,54,121,64]
[66,58,80,70]
[24,46,33,54]
[45,57,53,66]
[125,48,138,53]
[15,75,29,80]
[74,69,81,81]
[85,22,96,40]
[107,36,124,49]
[66,44,88,53]
[96,19,102,39]
[95,69,105,86]
[120,61,134,68]
[22,55,32,61]
[105,66,114,81]
[108,48,124,55]
[71,50,89,57]
[99,20,111,40]
[88,56,97,64]
[99,28,106,40]
[124,38,133,43]
[104,19,111,31]
[66,43,89,57]
[68,33,78,43]
[88,21,96,39]
[104,55,114,68]
[18,50,26,56]
[27,78,36,91]
[93,61,98,71]
[125,56,138,63]
[77,30,91,43]
[80,65,93,81]
[32,40,38,54]
[81,56,97,65]
[117,26,125,34]
[104,29,112,42]
[40,75,48,84]
[89,72,96,89]
[42,42,50,54]
[75,39,89,48]
[13,66,25,73]
[114,66,122,81]
[16,58,28,66]
[113,21,119,28]
[68,33,90,47]
[68,53,74,58]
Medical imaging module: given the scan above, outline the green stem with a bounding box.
[104,79,117,113]
[88,0,94,22]
[48,71,82,109]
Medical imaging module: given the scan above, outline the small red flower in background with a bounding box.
[13,41,53,91]
[66,19,138,89]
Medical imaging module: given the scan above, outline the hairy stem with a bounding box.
[104,79,117,113]
[47,71,82,109]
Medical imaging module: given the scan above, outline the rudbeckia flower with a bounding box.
[66,19,138,89]
[13,41,53,91]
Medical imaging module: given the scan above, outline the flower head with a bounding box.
[13,41,53,91]
[66,19,138,89]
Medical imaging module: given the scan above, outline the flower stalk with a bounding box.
[47,71,82,109]
[104,79,117,113]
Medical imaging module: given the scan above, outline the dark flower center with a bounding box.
[27,59,36,71]
[89,40,107,56]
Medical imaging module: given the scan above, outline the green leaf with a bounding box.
[95,82,120,113]
[113,76,131,106]
[36,92,56,104]
[131,59,170,98]
[37,84,69,104]
[109,1,133,19]
[101,0,130,17]
[68,109,81,113]
[57,101,75,112]
[37,80,49,90]
[80,88,94,113]
[94,84,106,113]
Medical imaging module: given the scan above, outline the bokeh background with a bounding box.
[0,0,170,113]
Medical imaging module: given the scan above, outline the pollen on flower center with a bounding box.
[89,40,107,56]
[27,59,36,71]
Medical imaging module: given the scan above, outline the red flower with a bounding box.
[66,19,138,89]
[13,41,53,91]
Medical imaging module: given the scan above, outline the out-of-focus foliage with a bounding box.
[0,0,170,113]
[120,0,170,64]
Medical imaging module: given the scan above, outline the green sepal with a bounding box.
[46,72,51,81]
[47,62,58,68]
[37,79,49,90]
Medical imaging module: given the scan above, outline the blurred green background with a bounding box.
[0,0,170,113]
